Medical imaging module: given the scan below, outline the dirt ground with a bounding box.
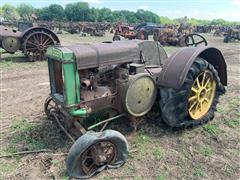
[0,34,239,180]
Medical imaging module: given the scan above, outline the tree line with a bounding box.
[0,2,239,26]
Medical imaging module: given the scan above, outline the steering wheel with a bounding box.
[185,33,208,47]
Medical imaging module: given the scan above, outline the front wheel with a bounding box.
[159,58,225,128]
[67,130,128,179]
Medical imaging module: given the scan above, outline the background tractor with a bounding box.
[224,28,240,43]
[0,25,60,61]
[113,22,149,41]
[153,26,208,47]
[45,40,227,179]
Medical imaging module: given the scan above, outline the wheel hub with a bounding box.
[95,154,107,165]
[81,141,117,175]
[198,88,207,101]
[38,44,44,50]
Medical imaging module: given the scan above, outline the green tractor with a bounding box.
[45,40,227,178]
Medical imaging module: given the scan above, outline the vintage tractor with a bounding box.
[45,40,227,178]
[224,28,240,43]
[153,27,208,47]
[0,25,60,61]
[113,23,148,41]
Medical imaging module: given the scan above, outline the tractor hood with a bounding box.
[68,41,139,70]
[46,40,167,69]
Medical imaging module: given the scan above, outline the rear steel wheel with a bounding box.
[23,31,56,61]
[159,58,225,128]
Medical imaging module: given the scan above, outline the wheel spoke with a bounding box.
[26,47,38,51]
[37,34,41,43]
[27,41,37,46]
[196,78,201,88]
[42,34,47,45]
[202,71,206,86]
[40,33,43,44]
[189,95,197,102]
[86,161,95,174]
[33,35,38,43]
[191,36,195,45]
[189,101,197,112]
[193,102,199,114]
[206,87,212,92]
[191,87,198,94]
[43,38,52,46]
[204,78,211,88]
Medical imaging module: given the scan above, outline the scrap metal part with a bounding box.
[0,25,60,61]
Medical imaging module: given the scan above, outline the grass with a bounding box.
[134,132,153,157]
[58,33,114,44]
[133,176,144,180]
[202,123,224,136]
[0,163,15,173]
[224,118,240,128]
[0,58,47,70]
[217,104,228,114]
[4,119,47,154]
[228,97,240,109]
[194,167,204,177]
[223,164,236,177]
[163,46,179,55]
[157,175,167,180]
[153,147,165,160]
[0,160,16,180]
[126,163,136,174]
[198,145,214,156]
[102,176,114,180]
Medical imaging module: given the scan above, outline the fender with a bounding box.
[158,46,227,89]
[21,26,60,44]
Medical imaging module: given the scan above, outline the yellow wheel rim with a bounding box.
[188,70,216,120]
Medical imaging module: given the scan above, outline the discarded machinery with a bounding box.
[0,25,60,61]
[113,22,148,41]
[45,40,227,178]
[224,28,240,43]
[153,27,208,47]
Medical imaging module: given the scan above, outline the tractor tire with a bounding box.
[224,36,229,43]
[159,58,225,128]
[113,35,121,41]
[67,130,128,179]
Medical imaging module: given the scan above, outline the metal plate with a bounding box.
[125,73,157,117]
[2,36,20,53]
